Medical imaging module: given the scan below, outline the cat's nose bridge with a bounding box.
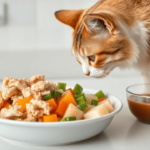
[85,72,90,76]
[82,64,90,76]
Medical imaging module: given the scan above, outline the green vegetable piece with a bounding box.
[77,102,88,110]
[54,90,62,97]
[65,116,76,121]
[73,89,81,95]
[76,95,86,104]
[95,90,105,98]
[60,118,66,122]
[91,99,98,106]
[74,84,83,92]
[57,83,66,91]
[75,93,85,99]
[43,92,53,101]
[73,84,83,95]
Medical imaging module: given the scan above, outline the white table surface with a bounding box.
[0,76,150,150]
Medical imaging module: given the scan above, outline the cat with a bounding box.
[55,0,150,84]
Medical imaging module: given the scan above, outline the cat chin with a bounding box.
[90,75,107,79]
[89,69,112,78]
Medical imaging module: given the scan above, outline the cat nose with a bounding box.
[85,72,90,76]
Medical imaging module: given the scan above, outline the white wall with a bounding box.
[0,0,98,51]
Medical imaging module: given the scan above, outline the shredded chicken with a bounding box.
[2,86,19,101]
[0,75,57,122]
[38,117,43,122]
[15,113,36,122]
[30,99,52,115]
[22,87,45,100]
[22,87,32,98]
[8,78,28,90]
[15,100,52,122]
[28,75,45,85]
[0,105,23,119]
[2,77,28,100]
[31,81,52,92]
[11,95,24,105]
[24,115,37,122]
[40,90,50,96]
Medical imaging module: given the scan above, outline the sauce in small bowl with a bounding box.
[126,84,150,124]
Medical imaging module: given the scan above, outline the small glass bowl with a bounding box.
[126,84,150,124]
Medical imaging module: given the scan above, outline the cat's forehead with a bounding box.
[73,29,106,56]
[76,33,129,58]
[72,3,103,56]
[76,31,113,56]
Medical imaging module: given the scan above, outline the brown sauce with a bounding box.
[128,94,150,123]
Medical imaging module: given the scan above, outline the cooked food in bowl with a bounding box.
[0,75,114,122]
[0,89,122,146]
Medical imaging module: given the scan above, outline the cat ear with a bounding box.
[83,12,116,35]
[55,9,84,29]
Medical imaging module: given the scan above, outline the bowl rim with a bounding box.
[126,83,150,98]
[0,88,123,127]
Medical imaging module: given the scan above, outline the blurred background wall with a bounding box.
[0,0,140,80]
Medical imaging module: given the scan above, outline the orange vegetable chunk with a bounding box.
[0,92,2,95]
[56,91,70,104]
[59,91,77,106]
[43,114,58,122]
[65,88,75,97]
[55,101,69,116]
[46,98,57,112]
[17,96,33,112]
[58,116,62,121]
[98,98,105,102]
[2,101,12,109]
[55,92,77,116]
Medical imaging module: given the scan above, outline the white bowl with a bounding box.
[0,88,123,146]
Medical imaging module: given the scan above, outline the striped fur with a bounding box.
[55,0,150,83]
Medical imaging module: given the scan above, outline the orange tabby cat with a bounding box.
[55,0,150,83]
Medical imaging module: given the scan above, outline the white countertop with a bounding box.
[0,76,150,150]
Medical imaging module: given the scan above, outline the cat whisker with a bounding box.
[91,69,119,82]
[102,72,119,82]
[92,69,112,74]
[105,75,118,82]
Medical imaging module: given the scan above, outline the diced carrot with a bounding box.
[17,96,33,112]
[46,98,57,113]
[59,91,77,106]
[56,91,70,104]
[55,92,77,116]
[58,116,62,121]
[57,115,61,117]
[55,97,61,104]
[2,101,12,109]
[0,93,12,110]
[55,101,69,116]
[65,88,75,97]
[98,98,105,102]
[43,114,58,122]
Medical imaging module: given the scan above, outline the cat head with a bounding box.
[55,7,139,78]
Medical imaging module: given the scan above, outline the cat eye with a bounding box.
[88,55,95,62]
